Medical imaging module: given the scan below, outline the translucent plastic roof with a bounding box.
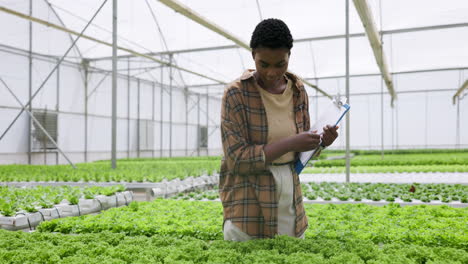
[1,0,468,86]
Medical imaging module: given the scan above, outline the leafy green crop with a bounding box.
[302,164,468,173]
[174,182,468,204]
[1,230,467,264]
[324,148,468,155]
[0,159,220,182]
[302,182,468,203]
[0,185,124,216]
[37,199,468,250]
[313,152,468,167]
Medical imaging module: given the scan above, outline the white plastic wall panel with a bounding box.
[0,51,29,108]
[128,79,138,119]
[139,82,153,120]
[161,123,170,150]
[349,76,382,94]
[59,64,84,113]
[426,91,457,147]
[87,72,110,116]
[116,78,128,118]
[117,118,128,151]
[394,71,461,92]
[128,119,137,152]
[57,113,84,152]
[172,90,187,123]
[153,121,161,150]
[31,58,57,110]
[32,0,80,60]
[154,84,163,122]
[0,109,29,153]
[460,97,468,146]
[161,87,170,122]
[207,98,221,127]
[394,93,426,147]
[313,78,345,96]
[207,126,222,150]
[186,94,200,126]
[171,124,186,150]
[0,0,30,51]
[376,0,468,30]
[186,124,199,150]
[87,116,111,151]
[388,28,468,73]
[198,96,207,125]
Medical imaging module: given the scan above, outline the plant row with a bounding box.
[0,185,125,217]
[38,199,468,250]
[302,164,468,173]
[172,182,468,204]
[301,182,468,203]
[94,155,222,163]
[0,160,219,183]
[313,152,468,167]
[2,230,467,264]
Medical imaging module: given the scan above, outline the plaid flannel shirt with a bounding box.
[219,69,310,239]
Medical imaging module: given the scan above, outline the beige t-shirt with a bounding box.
[257,76,296,164]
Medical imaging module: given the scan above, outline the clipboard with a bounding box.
[294,98,350,174]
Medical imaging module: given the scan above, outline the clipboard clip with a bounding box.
[332,93,347,108]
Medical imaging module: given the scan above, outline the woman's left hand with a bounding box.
[321,125,339,147]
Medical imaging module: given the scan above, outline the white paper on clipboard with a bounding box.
[294,98,350,174]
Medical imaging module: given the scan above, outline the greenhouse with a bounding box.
[0,0,467,263]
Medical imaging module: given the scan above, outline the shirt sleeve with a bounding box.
[221,87,267,175]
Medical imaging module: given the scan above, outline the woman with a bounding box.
[220,18,338,241]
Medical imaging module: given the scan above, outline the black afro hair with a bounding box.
[250,18,293,50]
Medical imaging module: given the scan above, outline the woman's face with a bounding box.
[252,47,290,87]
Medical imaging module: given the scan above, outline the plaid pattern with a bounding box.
[219,69,310,239]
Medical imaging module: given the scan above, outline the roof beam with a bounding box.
[88,22,468,61]
[0,6,226,85]
[304,66,468,81]
[353,0,396,106]
[158,0,250,50]
[157,0,332,99]
[89,45,239,61]
[453,79,468,104]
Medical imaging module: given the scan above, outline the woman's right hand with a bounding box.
[289,131,321,152]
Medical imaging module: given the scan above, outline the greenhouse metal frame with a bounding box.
[0,0,467,178]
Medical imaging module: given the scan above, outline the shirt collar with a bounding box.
[240,69,305,93]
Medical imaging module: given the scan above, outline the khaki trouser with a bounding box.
[224,164,305,241]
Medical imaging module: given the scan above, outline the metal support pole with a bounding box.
[111,0,117,169]
[127,59,130,158]
[456,97,460,148]
[56,58,60,165]
[169,55,173,157]
[185,88,188,156]
[391,94,395,150]
[206,88,209,155]
[197,94,200,156]
[424,91,428,148]
[83,60,89,162]
[160,65,164,157]
[367,96,371,148]
[380,77,384,158]
[28,0,32,164]
[456,70,461,148]
[137,79,140,158]
[152,82,155,158]
[345,0,351,182]
[395,99,399,149]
